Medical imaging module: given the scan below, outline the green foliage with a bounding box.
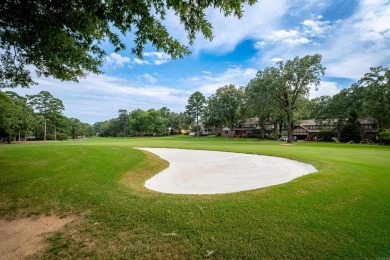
[213,85,244,134]
[341,111,364,142]
[1,0,255,88]
[249,55,325,143]
[185,91,206,137]
[46,133,55,140]
[56,133,68,141]
[377,129,390,145]
[0,90,18,138]
[317,130,335,142]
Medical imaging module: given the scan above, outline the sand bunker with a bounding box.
[140,148,317,194]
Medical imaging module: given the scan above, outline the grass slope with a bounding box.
[0,136,389,258]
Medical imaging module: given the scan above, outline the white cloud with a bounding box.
[322,0,390,79]
[133,58,149,65]
[105,53,131,67]
[14,74,190,124]
[144,52,171,65]
[310,81,342,99]
[303,19,335,37]
[202,71,211,74]
[139,73,157,84]
[189,0,287,54]
[253,0,390,83]
[180,67,257,95]
[270,57,283,63]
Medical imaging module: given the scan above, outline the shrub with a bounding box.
[317,130,335,142]
[377,129,390,145]
[46,133,55,140]
[56,133,68,141]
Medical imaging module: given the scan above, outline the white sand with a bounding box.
[139,148,317,195]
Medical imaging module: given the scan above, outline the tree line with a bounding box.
[185,55,390,143]
[93,108,193,137]
[0,90,93,142]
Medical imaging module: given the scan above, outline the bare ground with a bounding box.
[0,215,74,259]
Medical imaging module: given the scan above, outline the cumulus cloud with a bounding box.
[139,73,157,84]
[144,52,171,65]
[189,0,286,54]
[269,57,283,63]
[310,81,342,99]
[322,0,390,79]
[14,74,190,124]
[180,67,257,95]
[133,58,149,65]
[131,52,171,66]
[105,53,131,67]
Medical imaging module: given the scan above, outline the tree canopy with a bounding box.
[185,91,206,137]
[0,0,256,88]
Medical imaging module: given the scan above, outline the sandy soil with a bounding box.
[0,215,74,259]
[140,148,317,194]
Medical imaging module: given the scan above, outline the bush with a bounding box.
[56,133,68,141]
[377,129,390,145]
[46,133,55,140]
[317,130,335,142]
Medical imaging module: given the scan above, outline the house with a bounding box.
[292,118,379,140]
[221,118,379,140]
[221,118,273,137]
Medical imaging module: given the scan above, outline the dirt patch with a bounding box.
[0,215,74,259]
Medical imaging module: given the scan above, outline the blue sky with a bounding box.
[13,0,390,124]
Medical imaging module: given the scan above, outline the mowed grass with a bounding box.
[0,136,389,258]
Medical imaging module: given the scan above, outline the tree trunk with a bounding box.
[196,116,200,137]
[287,113,292,143]
[273,121,278,140]
[54,126,57,140]
[44,119,47,141]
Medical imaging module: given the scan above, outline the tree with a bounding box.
[312,84,365,139]
[265,55,325,143]
[5,91,36,141]
[204,95,224,135]
[185,91,206,137]
[213,85,244,137]
[246,72,284,139]
[118,109,129,137]
[341,111,364,142]
[0,91,18,142]
[28,91,64,140]
[358,66,390,129]
[0,0,255,88]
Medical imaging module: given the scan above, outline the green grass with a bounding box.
[0,136,389,258]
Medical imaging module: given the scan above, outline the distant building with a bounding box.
[220,118,379,140]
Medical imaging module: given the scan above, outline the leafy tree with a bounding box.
[0,91,18,142]
[213,85,244,137]
[341,111,364,142]
[118,109,129,137]
[358,66,390,129]
[264,55,325,143]
[312,84,365,139]
[1,0,255,88]
[245,72,284,139]
[185,91,206,137]
[4,91,36,140]
[129,109,146,136]
[204,95,224,134]
[28,91,64,140]
[377,129,390,145]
